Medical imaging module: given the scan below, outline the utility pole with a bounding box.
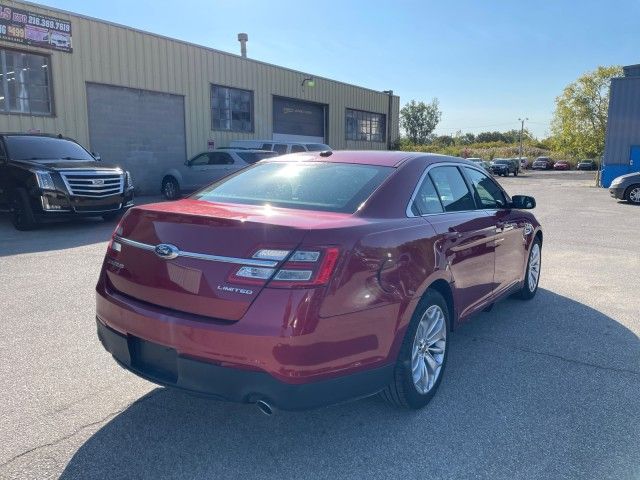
[518,117,528,160]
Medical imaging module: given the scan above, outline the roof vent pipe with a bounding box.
[238,33,248,58]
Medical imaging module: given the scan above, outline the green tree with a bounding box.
[551,65,623,159]
[400,99,442,144]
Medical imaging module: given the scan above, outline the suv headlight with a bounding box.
[124,171,133,188]
[34,171,56,190]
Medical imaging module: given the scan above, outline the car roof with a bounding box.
[261,150,467,168]
[0,132,70,139]
[234,139,329,146]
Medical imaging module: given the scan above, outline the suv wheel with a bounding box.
[162,177,180,200]
[380,290,449,409]
[516,239,541,300]
[625,184,640,205]
[10,188,39,231]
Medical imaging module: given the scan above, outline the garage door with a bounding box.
[86,83,186,194]
[272,96,326,143]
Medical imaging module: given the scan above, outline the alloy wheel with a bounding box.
[163,181,176,199]
[629,187,640,204]
[411,305,447,394]
[528,243,541,292]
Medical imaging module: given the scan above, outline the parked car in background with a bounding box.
[468,157,491,172]
[97,151,542,412]
[229,140,331,155]
[553,161,571,171]
[160,149,278,199]
[0,133,134,230]
[577,159,599,171]
[491,158,519,176]
[518,157,530,169]
[609,172,640,204]
[532,157,554,170]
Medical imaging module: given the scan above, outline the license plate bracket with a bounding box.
[128,336,178,384]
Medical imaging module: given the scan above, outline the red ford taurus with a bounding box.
[96,151,542,412]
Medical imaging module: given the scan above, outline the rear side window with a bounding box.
[193,162,393,213]
[412,175,443,215]
[290,144,306,153]
[305,144,331,152]
[273,144,287,154]
[429,166,476,212]
[237,151,278,164]
[464,167,507,208]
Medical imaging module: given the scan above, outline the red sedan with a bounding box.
[96,151,543,412]
[553,161,571,171]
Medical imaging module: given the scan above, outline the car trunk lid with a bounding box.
[105,200,358,321]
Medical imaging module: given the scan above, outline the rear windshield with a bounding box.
[5,136,94,162]
[237,151,278,164]
[494,160,510,165]
[193,161,393,213]
[304,144,331,152]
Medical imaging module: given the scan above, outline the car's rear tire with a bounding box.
[624,184,640,205]
[516,239,541,300]
[10,188,39,231]
[380,290,449,409]
[162,177,180,200]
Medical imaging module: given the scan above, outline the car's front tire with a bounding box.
[10,188,39,231]
[516,239,542,300]
[380,290,449,409]
[162,177,180,200]
[624,184,640,205]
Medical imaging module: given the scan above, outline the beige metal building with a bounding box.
[0,0,399,192]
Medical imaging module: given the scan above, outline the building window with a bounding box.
[211,85,253,132]
[345,108,386,142]
[0,49,52,115]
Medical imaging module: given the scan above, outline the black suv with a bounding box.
[0,134,134,230]
[490,158,519,177]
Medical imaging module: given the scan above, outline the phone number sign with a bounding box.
[0,5,72,52]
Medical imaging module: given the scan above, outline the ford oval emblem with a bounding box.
[154,243,179,260]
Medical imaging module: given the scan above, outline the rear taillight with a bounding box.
[229,247,340,288]
[106,218,126,256]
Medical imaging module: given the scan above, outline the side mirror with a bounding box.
[92,152,101,161]
[184,159,190,166]
[511,195,536,209]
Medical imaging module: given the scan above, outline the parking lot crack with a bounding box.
[457,332,640,378]
[0,390,165,470]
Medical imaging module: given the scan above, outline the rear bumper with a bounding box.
[97,318,393,410]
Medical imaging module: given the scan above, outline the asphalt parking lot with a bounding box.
[1,170,638,480]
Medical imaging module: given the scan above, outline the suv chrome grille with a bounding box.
[59,170,124,198]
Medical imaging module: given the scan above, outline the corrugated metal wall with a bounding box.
[603,76,640,166]
[0,0,399,158]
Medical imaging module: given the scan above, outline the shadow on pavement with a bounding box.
[59,289,639,479]
[0,196,162,256]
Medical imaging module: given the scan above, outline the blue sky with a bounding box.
[42,0,639,138]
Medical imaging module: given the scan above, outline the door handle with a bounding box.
[497,222,515,232]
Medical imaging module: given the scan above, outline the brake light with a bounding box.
[230,247,340,288]
[106,217,126,255]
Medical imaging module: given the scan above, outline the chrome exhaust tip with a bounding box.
[256,399,274,416]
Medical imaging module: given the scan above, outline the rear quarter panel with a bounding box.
[305,217,449,364]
